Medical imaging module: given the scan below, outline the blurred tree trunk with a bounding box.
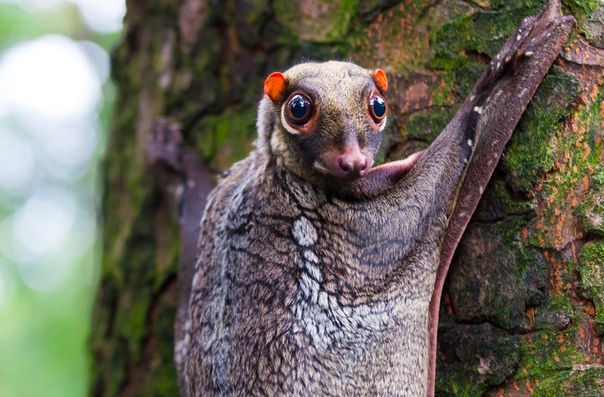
[90,0,604,396]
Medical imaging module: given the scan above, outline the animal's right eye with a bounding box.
[285,93,313,126]
[369,93,387,124]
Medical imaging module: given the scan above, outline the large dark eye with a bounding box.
[285,93,313,126]
[369,94,387,123]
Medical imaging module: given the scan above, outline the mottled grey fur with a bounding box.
[180,61,460,397]
[177,2,573,395]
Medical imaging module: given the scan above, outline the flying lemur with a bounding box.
[147,1,573,396]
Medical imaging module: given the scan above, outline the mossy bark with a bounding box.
[91,0,604,396]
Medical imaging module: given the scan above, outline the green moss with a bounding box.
[473,179,536,223]
[437,377,483,397]
[578,241,604,333]
[493,214,525,245]
[193,106,257,172]
[429,15,473,72]
[154,368,180,396]
[105,193,175,367]
[273,1,358,43]
[242,0,270,26]
[528,89,603,249]
[436,324,521,396]
[442,63,486,103]
[119,289,151,361]
[533,294,573,331]
[545,293,573,315]
[576,165,604,237]
[152,304,180,396]
[533,367,604,396]
[430,5,536,70]
[405,106,457,142]
[426,2,562,136]
[107,345,126,396]
[518,328,585,380]
[333,0,359,39]
[563,0,599,17]
[493,216,542,283]
[490,0,542,14]
[348,0,431,76]
[593,167,604,188]
[449,216,546,332]
[470,9,533,55]
[504,67,581,193]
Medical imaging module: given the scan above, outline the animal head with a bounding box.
[256,61,388,188]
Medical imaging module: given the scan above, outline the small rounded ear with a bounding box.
[372,69,388,93]
[264,72,288,102]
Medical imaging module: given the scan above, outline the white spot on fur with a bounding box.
[292,216,318,246]
[293,296,402,350]
[302,251,323,282]
[303,250,319,263]
[467,139,473,147]
[516,34,521,41]
[525,51,534,57]
[473,106,483,114]
[519,87,529,98]
[299,273,319,304]
[496,61,501,70]
[292,266,420,351]
[318,291,329,309]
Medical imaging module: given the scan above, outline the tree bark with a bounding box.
[90,0,604,395]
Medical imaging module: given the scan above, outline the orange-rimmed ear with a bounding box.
[373,69,388,93]
[264,72,288,102]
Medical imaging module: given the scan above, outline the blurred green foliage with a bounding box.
[0,2,120,397]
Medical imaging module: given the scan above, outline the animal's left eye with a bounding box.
[369,94,387,123]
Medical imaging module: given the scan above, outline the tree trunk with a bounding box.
[90,0,604,395]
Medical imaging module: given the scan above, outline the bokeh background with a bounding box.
[0,1,124,396]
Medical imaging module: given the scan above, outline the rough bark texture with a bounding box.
[91,0,604,396]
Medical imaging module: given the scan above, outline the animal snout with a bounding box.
[337,150,369,178]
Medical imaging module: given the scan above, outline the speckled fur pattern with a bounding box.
[181,62,469,396]
[183,159,453,397]
[179,5,574,389]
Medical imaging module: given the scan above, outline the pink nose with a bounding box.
[337,151,369,178]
